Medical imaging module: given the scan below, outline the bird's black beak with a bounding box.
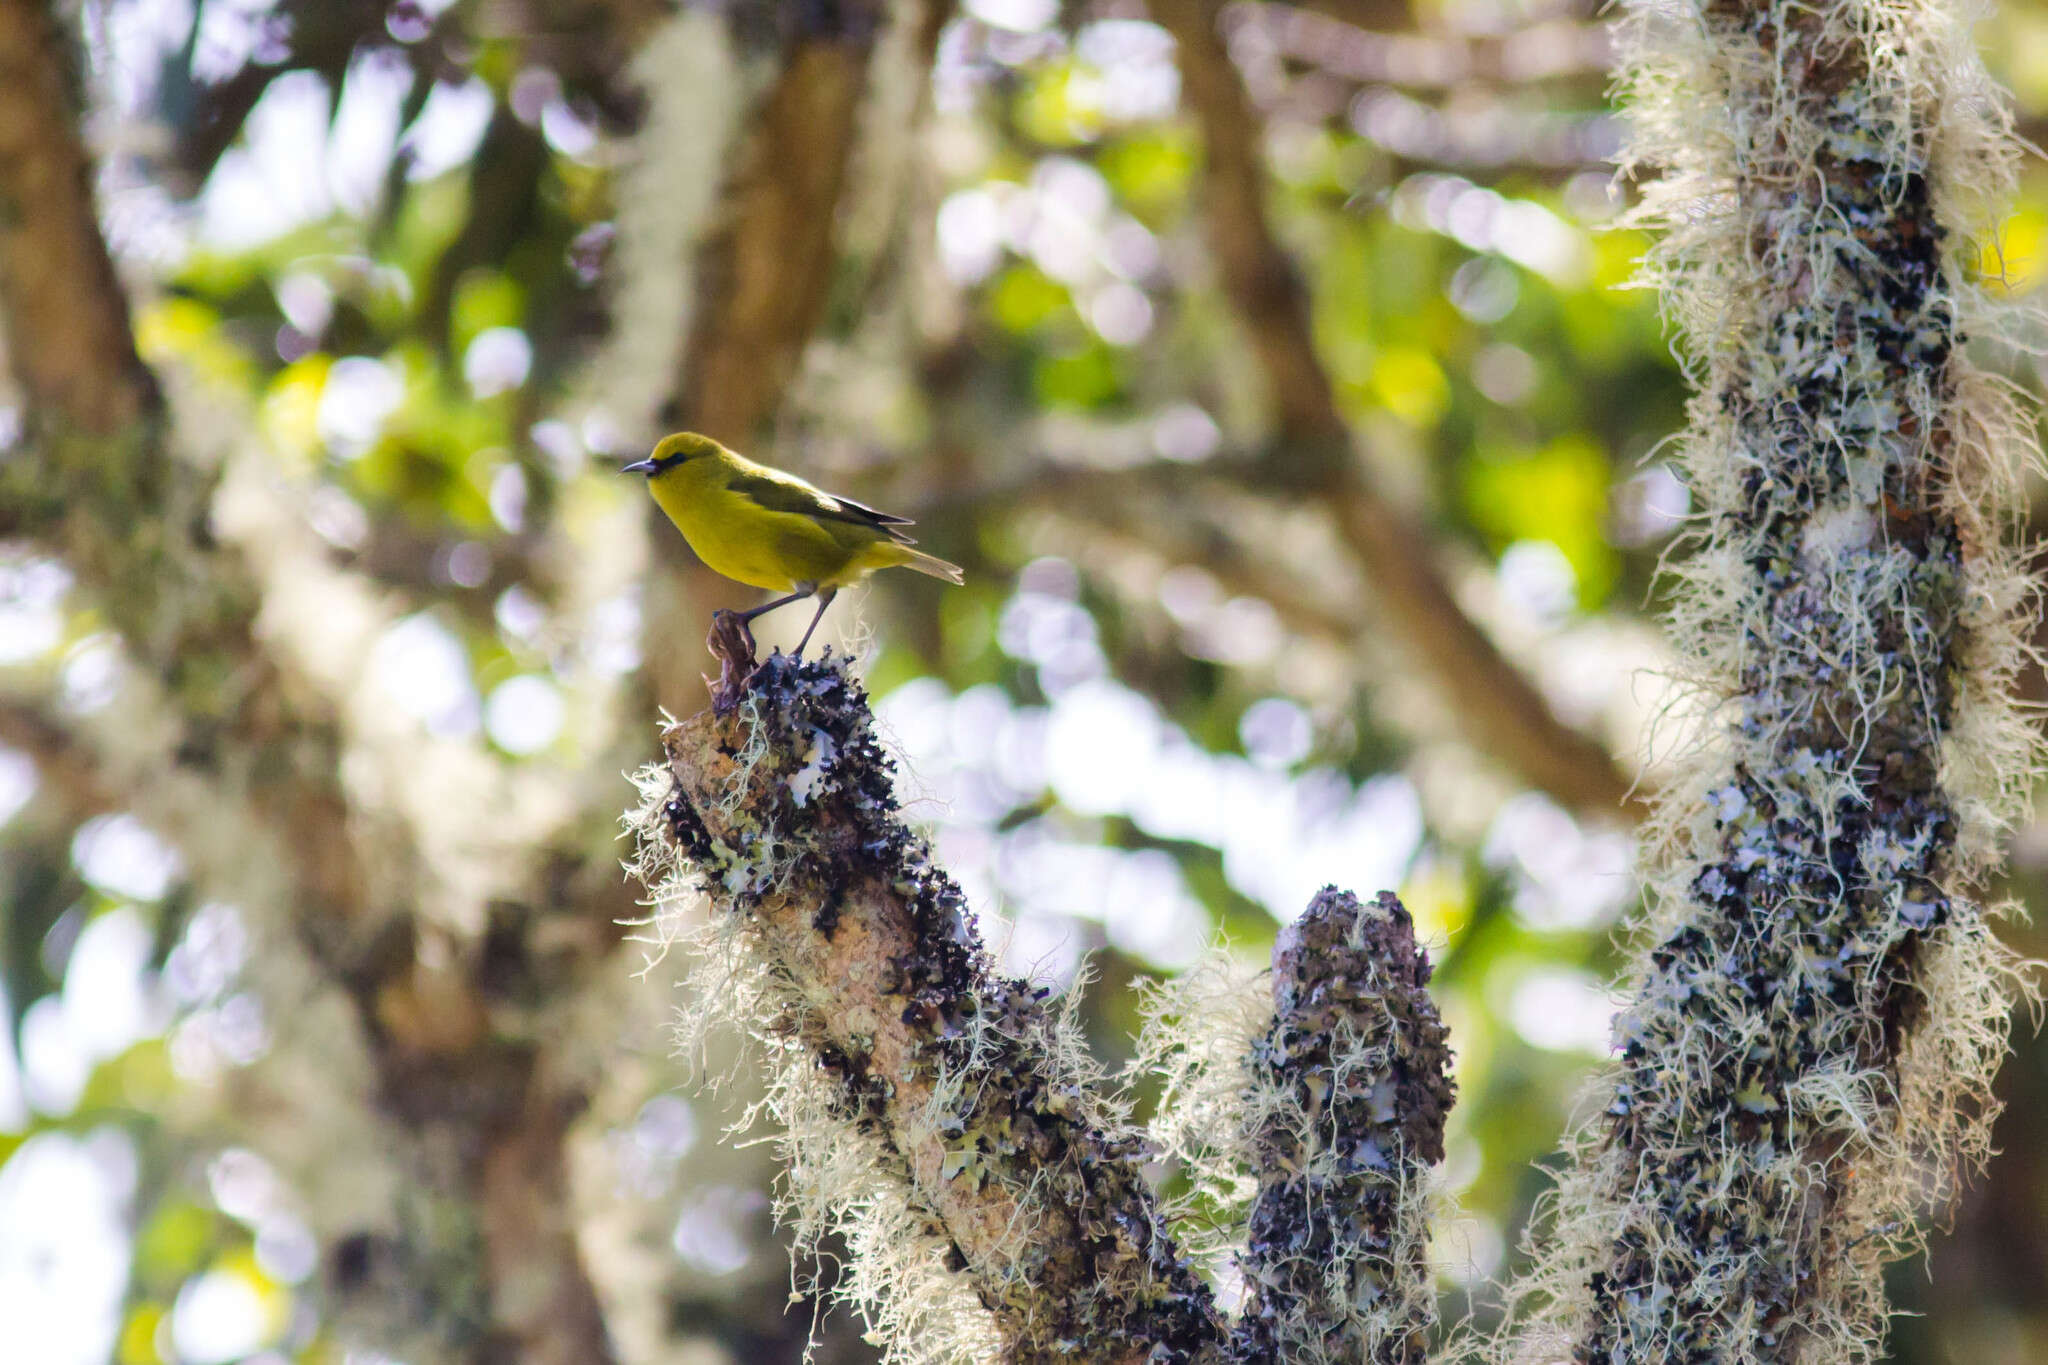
[621,459,657,475]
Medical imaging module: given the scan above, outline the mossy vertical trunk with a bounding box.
[1503,0,2038,1359]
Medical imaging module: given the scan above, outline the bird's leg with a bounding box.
[793,588,838,658]
[737,586,814,625]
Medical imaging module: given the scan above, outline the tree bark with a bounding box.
[0,7,626,1361]
[0,0,157,436]
[670,1,887,445]
[1232,890,1453,1365]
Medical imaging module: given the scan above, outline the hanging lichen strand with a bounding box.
[1503,0,2038,1361]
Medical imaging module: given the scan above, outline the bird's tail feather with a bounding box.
[904,549,965,584]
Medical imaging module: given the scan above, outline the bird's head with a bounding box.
[623,431,723,477]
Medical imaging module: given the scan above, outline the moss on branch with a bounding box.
[636,642,1474,1362]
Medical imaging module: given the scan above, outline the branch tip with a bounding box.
[1233,886,1453,1365]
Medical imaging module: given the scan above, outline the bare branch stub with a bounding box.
[705,609,760,711]
[657,654,1227,1363]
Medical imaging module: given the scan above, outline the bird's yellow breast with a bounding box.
[647,458,904,591]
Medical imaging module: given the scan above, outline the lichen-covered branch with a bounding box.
[1232,889,1453,1365]
[1139,888,1455,1365]
[1499,0,2040,1359]
[1147,0,1638,822]
[635,652,1226,1363]
[635,649,1464,1363]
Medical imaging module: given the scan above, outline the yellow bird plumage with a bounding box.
[624,432,963,655]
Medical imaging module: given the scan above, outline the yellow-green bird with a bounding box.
[624,432,964,655]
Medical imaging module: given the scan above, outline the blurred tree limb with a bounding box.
[0,4,625,1361]
[907,445,1646,819]
[0,0,157,435]
[0,0,359,916]
[670,0,889,445]
[1148,0,1640,820]
[0,698,116,830]
[643,0,928,715]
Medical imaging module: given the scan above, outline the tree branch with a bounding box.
[1222,1,1611,94]
[644,653,1228,1363]
[669,0,887,444]
[0,7,625,1359]
[1,673,624,1365]
[1234,889,1454,1364]
[0,695,119,822]
[639,654,1465,1362]
[0,0,360,918]
[1148,0,1639,820]
[0,0,157,435]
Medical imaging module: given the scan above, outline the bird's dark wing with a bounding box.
[727,471,918,543]
[825,492,914,526]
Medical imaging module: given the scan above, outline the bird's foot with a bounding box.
[706,610,759,714]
